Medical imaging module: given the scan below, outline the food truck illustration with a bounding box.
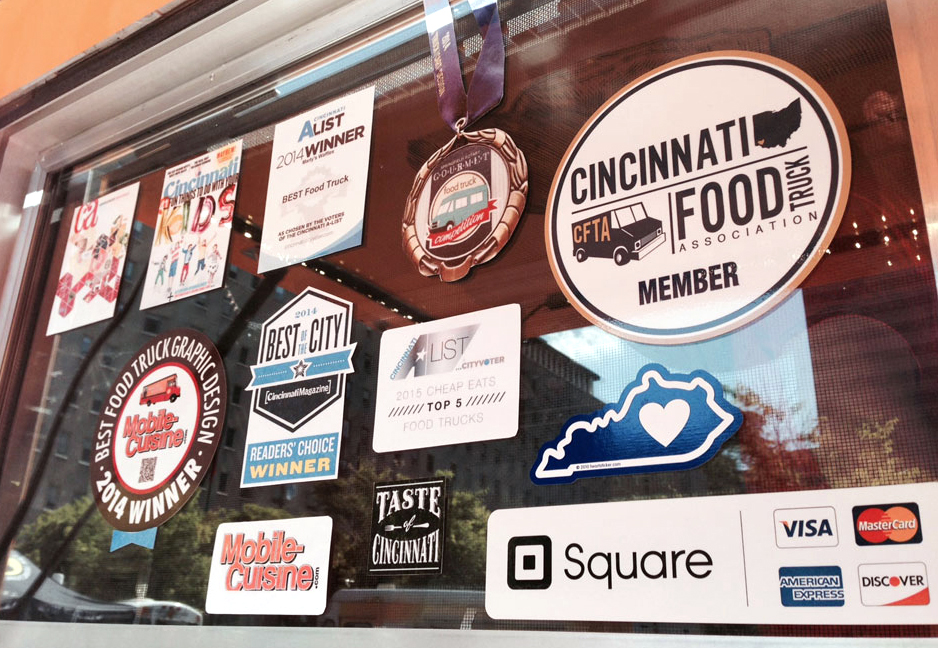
[430,184,490,232]
[140,373,181,406]
[571,202,665,265]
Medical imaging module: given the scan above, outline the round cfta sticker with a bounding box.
[90,329,227,532]
[545,51,851,344]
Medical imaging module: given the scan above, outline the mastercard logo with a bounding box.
[852,502,922,546]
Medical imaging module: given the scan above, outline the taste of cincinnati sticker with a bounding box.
[90,329,226,532]
[546,51,851,344]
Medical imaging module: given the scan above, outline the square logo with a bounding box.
[507,535,552,589]
[774,507,839,548]
[778,566,845,607]
[852,502,922,546]
[858,562,930,606]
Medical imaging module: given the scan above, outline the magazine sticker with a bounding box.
[89,329,227,532]
[486,482,938,624]
[205,516,332,615]
[241,287,354,487]
[47,182,140,335]
[545,52,850,344]
[140,141,243,309]
[369,478,447,575]
[372,303,520,452]
[259,87,375,272]
[531,364,743,484]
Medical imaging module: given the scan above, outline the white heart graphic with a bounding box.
[639,399,691,447]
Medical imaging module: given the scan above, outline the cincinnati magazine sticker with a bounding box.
[47,182,140,336]
[205,516,332,615]
[546,52,851,344]
[90,329,226,532]
[531,364,743,484]
[372,303,520,452]
[485,482,938,624]
[258,86,375,272]
[369,478,447,575]
[141,141,243,309]
[241,287,355,487]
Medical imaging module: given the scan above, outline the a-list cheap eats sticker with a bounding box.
[241,287,355,487]
[205,516,332,615]
[259,87,375,272]
[47,182,140,335]
[141,141,242,309]
[90,329,226,532]
[372,304,520,452]
[545,51,850,344]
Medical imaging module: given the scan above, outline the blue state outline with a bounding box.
[530,363,743,484]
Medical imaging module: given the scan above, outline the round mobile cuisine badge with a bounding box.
[90,329,226,531]
[546,52,851,344]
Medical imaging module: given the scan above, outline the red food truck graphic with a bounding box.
[140,373,181,406]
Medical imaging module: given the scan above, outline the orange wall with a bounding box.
[0,0,172,101]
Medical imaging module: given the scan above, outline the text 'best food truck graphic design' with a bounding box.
[546,52,850,344]
[90,329,226,532]
[241,287,355,487]
[369,478,447,575]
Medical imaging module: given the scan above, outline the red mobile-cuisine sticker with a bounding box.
[90,329,226,532]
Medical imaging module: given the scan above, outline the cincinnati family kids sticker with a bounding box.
[90,329,226,532]
[531,364,743,484]
[369,478,447,575]
[240,287,355,487]
[141,141,243,309]
[546,51,850,344]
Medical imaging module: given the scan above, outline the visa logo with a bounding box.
[774,507,839,548]
[781,518,834,538]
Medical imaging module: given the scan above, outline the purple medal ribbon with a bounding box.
[422,0,505,132]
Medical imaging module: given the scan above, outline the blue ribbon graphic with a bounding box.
[247,346,354,390]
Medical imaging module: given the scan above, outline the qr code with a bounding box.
[139,457,157,483]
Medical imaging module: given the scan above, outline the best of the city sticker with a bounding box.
[531,364,743,484]
[545,51,851,344]
[47,182,140,336]
[89,329,226,532]
[258,87,375,272]
[205,516,332,615]
[141,141,243,309]
[240,287,355,487]
[369,478,447,575]
[372,303,520,452]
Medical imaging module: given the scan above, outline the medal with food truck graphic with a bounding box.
[90,329,226,532]
[546,52,850,344]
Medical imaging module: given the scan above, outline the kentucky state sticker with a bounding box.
[546,51,850,344]
[531,364,742,484]
[241,287,355,487]
[90,329,226,531]
[372,303,520,452]
[369,478,447,575]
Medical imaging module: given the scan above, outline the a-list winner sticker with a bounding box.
[373,304,520,452]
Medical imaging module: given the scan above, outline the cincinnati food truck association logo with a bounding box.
[369,478,447,575]
[90,329,226,532]
[546,51,850,344]
[404,133,527,282]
